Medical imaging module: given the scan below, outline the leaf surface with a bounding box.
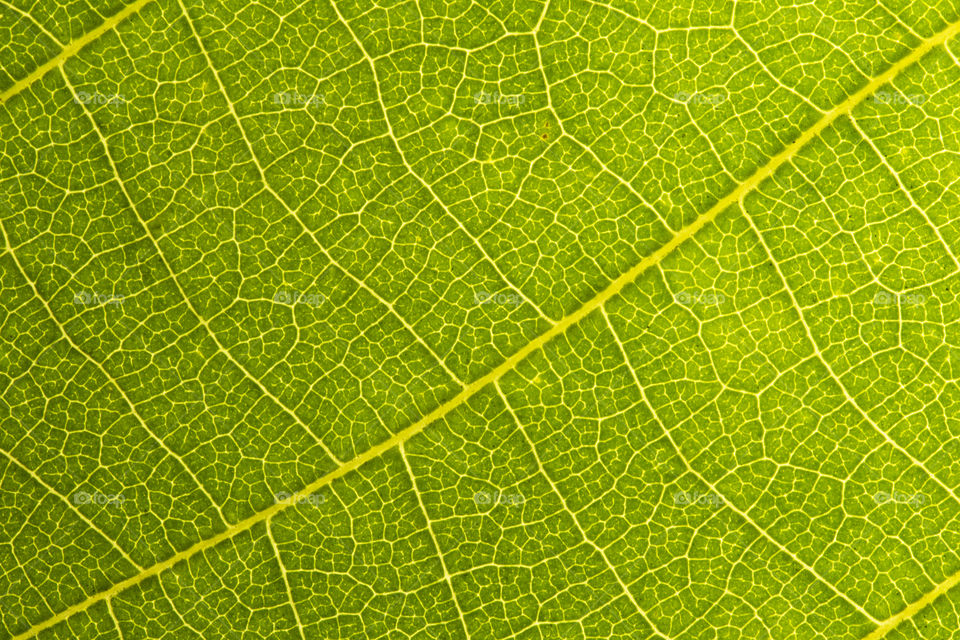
[2,0,960,638]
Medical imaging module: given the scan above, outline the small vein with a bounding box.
[600,307,881,626]
[156,575,205,638]
[265,521,307,640]
[0,0,64,47]
[493,381,676,640]
[0,448,142,571]
[174,0,465,389]
[59,66,345,467]
[530,21,674,230]
[325,0,554,324]
[0,212,229,530]
[106,598,125,640]
[398,443,473,640]
[0,0,155,106]
[860,566,960,639]
[736,197,960,513]
[848,113,960,269]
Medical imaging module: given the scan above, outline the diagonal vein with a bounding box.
[860,567,960,639]
[0,448,142,571]
[0,214,229,534]
[600,307,882,627]
[0,0,155,106]
[58,66,345,467]
[173,0,465,390]
[105,598,125,640]
[325,0,555,324]
[398,443,474,640]
[530,22,674,230]
[265,522,308,640]
[155,574,205,638]
[735,182,960,512]
[0,0,64,47]
[493,380,677,640]
[847,114,960,269]
[9,11,960,640]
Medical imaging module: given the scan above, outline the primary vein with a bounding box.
[861,567,960,639]
[0,0,155,105]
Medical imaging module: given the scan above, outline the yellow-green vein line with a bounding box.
[861,568,960,639]
[0,0,155,105]
[11,12,960,640]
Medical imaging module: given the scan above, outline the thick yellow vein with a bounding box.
[11,13,960,640]
[861,567,960,639]
[0,0,155,106]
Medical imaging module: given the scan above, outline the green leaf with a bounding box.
[2,0,960,638]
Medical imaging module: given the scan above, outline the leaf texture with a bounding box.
[2,0,960,638]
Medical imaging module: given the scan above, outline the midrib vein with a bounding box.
[861,567,960,639]
[0,0,156,105]
[10,12,960,640]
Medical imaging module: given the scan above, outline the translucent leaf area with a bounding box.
[2,0,960,638]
